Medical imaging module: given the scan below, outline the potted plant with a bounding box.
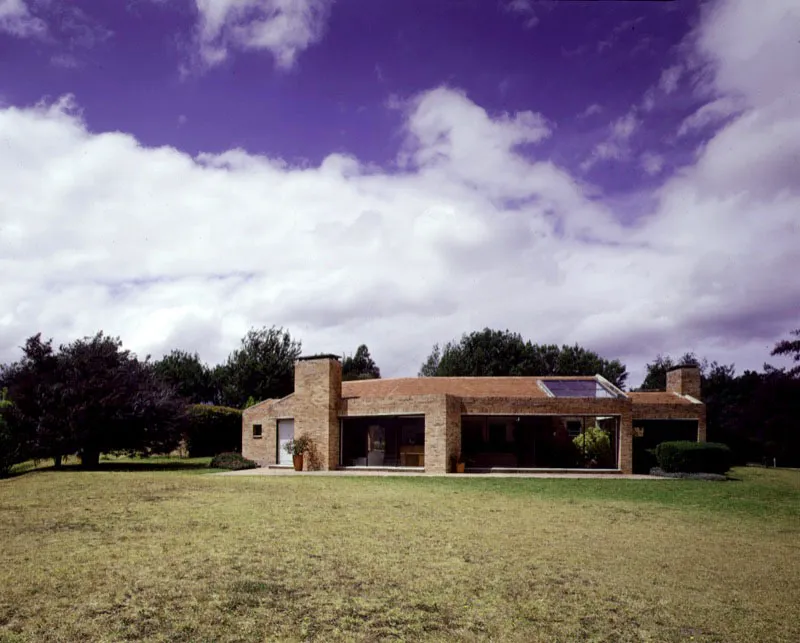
[284,435,312,471]
[450,453,466,474]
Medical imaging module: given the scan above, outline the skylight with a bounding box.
[540,379,619,398]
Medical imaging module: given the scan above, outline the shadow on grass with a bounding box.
[61,462,213,473]
[5,457,216,478]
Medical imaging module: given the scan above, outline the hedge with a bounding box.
[184,404,242,457]
[210,452,258,471]
[654,441,732,475]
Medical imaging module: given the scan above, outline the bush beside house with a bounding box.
[655,441,732,475]
[210,452,258,470]
[184,405,242,457]
[572,425,614,468]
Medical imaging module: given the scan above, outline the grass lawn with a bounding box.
[1,463,798,643]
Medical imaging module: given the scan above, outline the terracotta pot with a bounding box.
[455,462,465,474]
[292,454,304,471]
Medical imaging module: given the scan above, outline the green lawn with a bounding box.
[1,464,798,643]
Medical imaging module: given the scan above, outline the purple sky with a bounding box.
[1,0,799,386]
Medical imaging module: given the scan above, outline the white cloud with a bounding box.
[503,0,540,29]
[0,0,45,37]
[581,111,640,171]
[192,0,333,69]
[640,152,664,176]
[50,53,80,69]
[696,0,800,109]
[597,17,644,54]
[640,88,656,113]
[611,112,639,140]
[658,65,683,94]
[578,103,602,119]
[0,0,798,387]
[677,96,741,137]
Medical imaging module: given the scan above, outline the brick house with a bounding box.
[242,355,705,475]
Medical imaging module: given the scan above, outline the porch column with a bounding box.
[619,412,633,475]
[425,395,460,474]
[697,410,707,443]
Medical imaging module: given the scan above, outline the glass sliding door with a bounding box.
[341,416,424,467]
[461,415,621,470]
[367,425,386,466]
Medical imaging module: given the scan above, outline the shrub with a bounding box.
[573,425,613,467]
[184,404,242,457]
[0,390,26,478]
[655,441,732,474]
[284,435,313,457]
[210,452,258,470]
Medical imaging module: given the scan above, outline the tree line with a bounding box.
[0,326,380,475]
[636,342,800,466]
[420,328,799,467]
[1,324,798,474]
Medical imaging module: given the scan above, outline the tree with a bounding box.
[0,388,26,477]
[770,328,800,377]
[218,326,301,408]
[573,425,613,467]
[2,332,187,468]
[418,343,441,377]
[417,329,628,388]
[635,343,800,466]
[637,352,705,391]
[152,349,215,404]
[342,344,381,381]
[0,334,68,466]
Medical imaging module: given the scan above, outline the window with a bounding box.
[252,424,263,438]
[566,420,582,438]
[540,379,618,398]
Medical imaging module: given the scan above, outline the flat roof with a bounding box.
[297,354,341,361]
[343,376,612,400]
[666,364,699,372]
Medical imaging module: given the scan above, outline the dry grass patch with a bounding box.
[0,466,798,642]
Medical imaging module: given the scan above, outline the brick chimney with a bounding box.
[294,355,342,469]
[666,365,701,400]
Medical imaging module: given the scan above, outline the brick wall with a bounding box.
[619,411,633,475]
[241,367,706,474]
[445,395,462,472]
[632,403,706,443]
[295,358,341,470]
[459,396,629,417]
[241,395,296,466]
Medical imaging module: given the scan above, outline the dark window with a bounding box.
[253,424,263,438]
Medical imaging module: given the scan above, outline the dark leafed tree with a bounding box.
[152,349,216,404]
[417,329,628,388]
[218,326,302,408]
[418,343,441,377]
[770,328,800,377]
[342,344,381,381]
[2,332,187,468]
[0,387,25,477]
[0,334,68,467]
[54,333,187,467]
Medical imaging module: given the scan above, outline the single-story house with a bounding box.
[242,355,705,474]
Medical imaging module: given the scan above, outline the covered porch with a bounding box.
[339,415,426,468]
[461,414,622,472]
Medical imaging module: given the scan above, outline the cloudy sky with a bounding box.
[1,0,798,386]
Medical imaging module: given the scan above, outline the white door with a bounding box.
[277,419,294,465]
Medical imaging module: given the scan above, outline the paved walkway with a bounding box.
[217,468,662,479]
